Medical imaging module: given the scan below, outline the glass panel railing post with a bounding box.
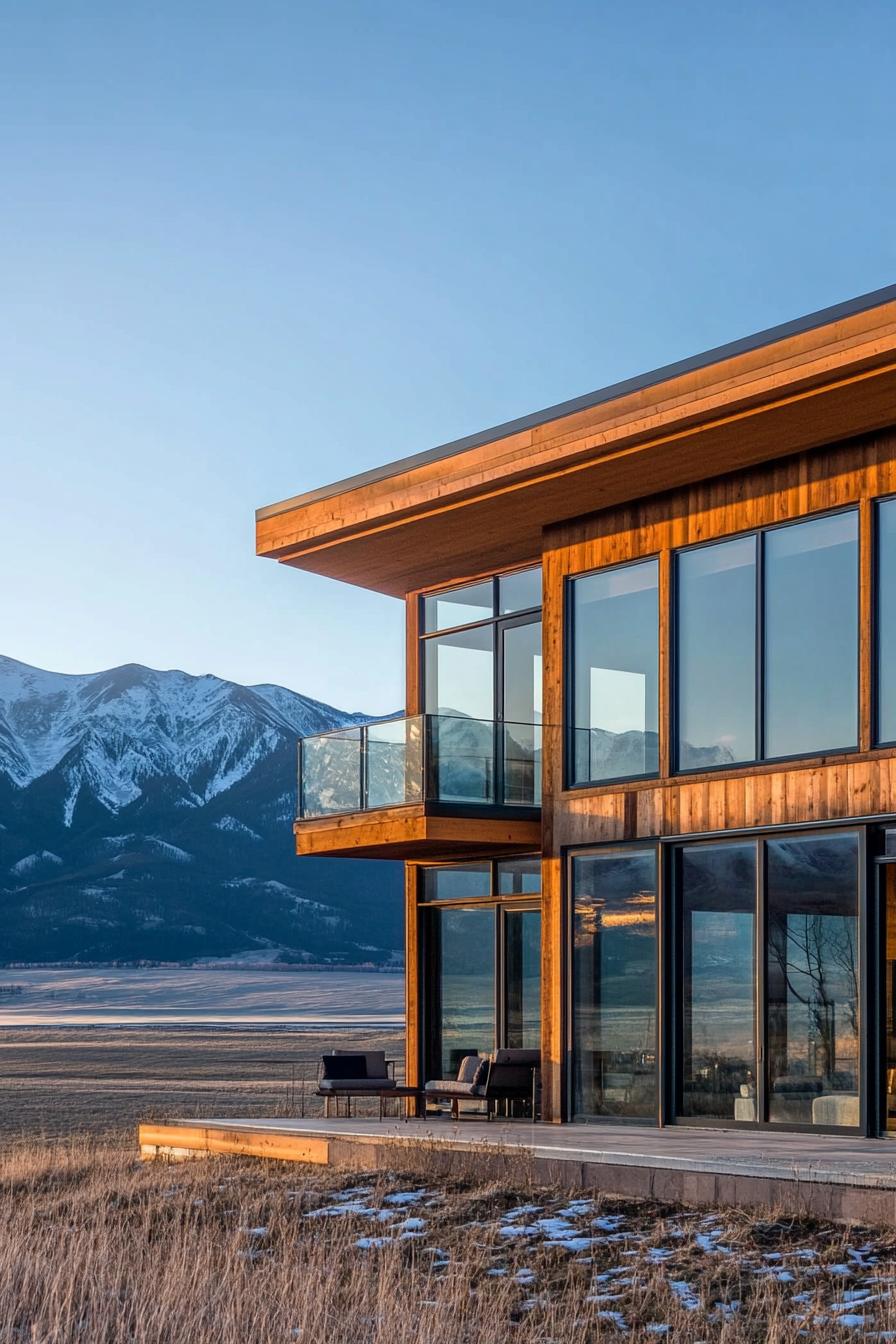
[297,738,304,819]
[361,724,368,811]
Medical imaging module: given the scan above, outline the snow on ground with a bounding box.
[285,1176,896,1336]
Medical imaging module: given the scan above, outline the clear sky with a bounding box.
[2,1,894,715]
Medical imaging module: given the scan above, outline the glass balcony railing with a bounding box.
[297,715,544,819]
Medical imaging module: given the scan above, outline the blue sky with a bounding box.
[2,1,894,714]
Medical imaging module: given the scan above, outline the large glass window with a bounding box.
[571,847,657,1119]
[766,832,860,1127]
[674,510,858,773]
[422,863,492,901]
[499,566,542,615]
[678,842,756,1121]
[505,909,541,1050]
[423,857,541,1084]
[764,513,858,758]
[676,537,757,769]
[431,907,496,1076]
[570,559,659,785]
[423,580,494,633]
[877,498,896,744]
[424,624,495,720]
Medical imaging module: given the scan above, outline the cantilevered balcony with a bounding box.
[294,715,544,859]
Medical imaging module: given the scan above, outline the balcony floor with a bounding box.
[293,805,541,859]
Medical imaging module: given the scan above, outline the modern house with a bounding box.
[255,284,896,1140]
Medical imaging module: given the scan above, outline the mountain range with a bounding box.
[0,656,403,966]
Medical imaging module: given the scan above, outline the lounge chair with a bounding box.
[424,1049,540,1120]
[316,1049,397,1117]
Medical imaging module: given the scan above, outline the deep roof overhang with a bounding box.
[256,284,896,597]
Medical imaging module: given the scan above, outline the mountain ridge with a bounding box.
[0,656,402,966]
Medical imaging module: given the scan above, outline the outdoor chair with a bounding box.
[316,1049,397,1118]
[424,1048,540,1120]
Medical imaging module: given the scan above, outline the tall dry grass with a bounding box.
[1,1135,894,1342]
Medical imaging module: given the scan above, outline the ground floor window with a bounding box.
[569,827,864,1132]
[422,858,541,1079]
[570,847,657,1119]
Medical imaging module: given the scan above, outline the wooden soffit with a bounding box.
[293,807,542,861]
[257,288,896,596]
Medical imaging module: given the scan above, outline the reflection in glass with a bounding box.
[424,624,494,719]
[766,833,859,1127]
[502,618,542,803]
[429,714,496,803]
[423,580,494,633]
[764,512,858,758]
[300,729,361,816]
[571,560,659,784]
[679,842,756,1120]
[571,848,657,1119]
[366,718,423,808]
[423,863,492,901]
[884,865,896,1134]
[499,566,542,614]
[877,499,896,743]
[677,537,756,769]
[432,906,495,1076]
[497,857,541,895]
[505,909,541,1050]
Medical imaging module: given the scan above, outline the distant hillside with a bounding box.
[0,657,402,965]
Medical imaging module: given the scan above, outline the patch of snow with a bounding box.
[213,815,262,839]
[10,850,63,876]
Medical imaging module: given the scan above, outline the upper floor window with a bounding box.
[569,558,659,785]
[676,509,858,770]
[421,567,542,725]
[877,498,896,745]
[422,568,541,634]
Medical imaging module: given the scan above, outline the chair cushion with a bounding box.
[455,1055,481,1084]
[328,1049,389,1080]
[424,1080,484,1097]
[319,1078,396,1092]
[321,1054,367,1081]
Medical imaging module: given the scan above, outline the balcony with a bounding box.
[294,715,544,859]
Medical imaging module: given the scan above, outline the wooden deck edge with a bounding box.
[138,1123,329,1165]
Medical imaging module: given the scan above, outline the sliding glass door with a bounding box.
[672,829,861,1130]
[678,842,757,1121]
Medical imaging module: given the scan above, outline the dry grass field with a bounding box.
[0,1026,405,1139]
[2,1135,896,1342]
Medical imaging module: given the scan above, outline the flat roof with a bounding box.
[257,281,896,523]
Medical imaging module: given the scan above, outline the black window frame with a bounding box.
[672,504,861,776]
[418,855,542,1081]
[565,821,871,1136]
[873,493,896,749]
[668,824,867,1135]
[564,553,662,790]
[565,840,662,1125]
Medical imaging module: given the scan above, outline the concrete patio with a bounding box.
[138,1114,896,1224]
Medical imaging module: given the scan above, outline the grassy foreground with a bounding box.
[1,1136,895,1342]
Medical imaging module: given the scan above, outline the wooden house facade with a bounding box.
[257,285,896,1136]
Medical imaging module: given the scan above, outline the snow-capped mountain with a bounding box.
[0,656,402,966]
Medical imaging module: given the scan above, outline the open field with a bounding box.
[0,1026,405,1140]
[3,1136,896,1342]
[0,967,404,1025]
